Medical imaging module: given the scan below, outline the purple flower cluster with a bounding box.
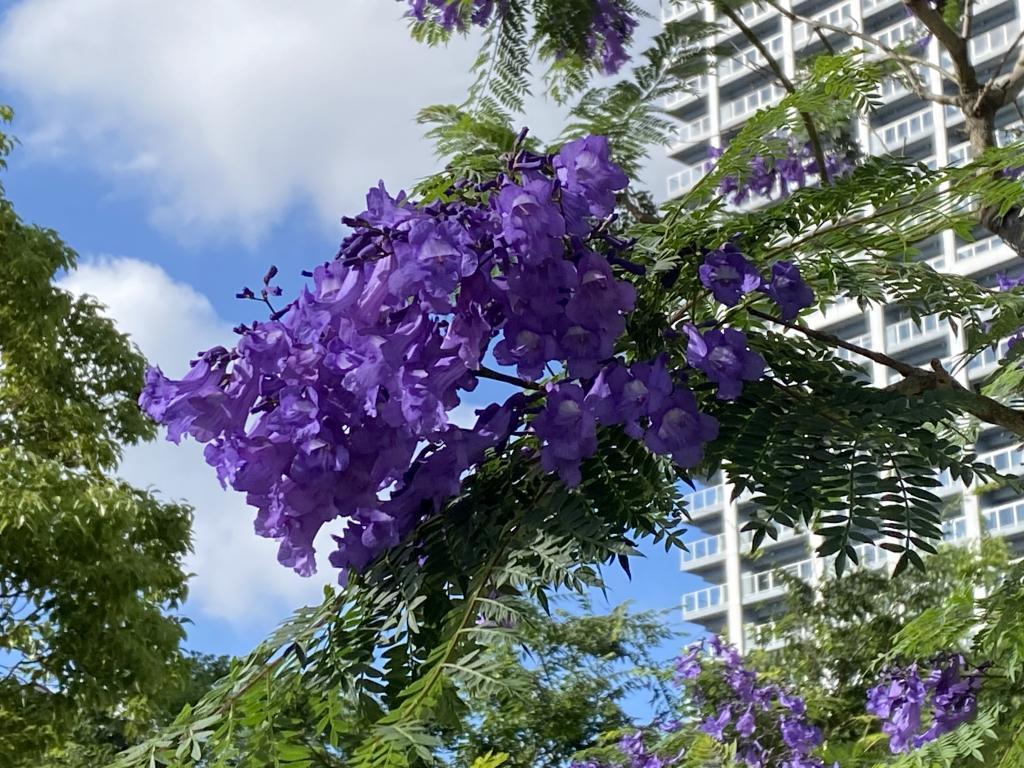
[675,637,827,768]
[867,654,985,753]
[699,243,815,321]
[402,0,637,74]
[139,134,721,582]
[570,731,675,768]
[706,141,854,206]
[404,0,501,29]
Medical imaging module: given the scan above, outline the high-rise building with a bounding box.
[663,0,1024,651]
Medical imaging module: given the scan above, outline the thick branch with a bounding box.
[749,308,1024,437]
[904,0,979,90]
[718,4,832,184]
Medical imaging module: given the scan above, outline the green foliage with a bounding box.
[110,430,683,768]
[445,599,675,768]
[752,541,1009,754]
[0,118,192,766]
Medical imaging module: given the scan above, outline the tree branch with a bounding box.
[748,308,1024,437]
[764,0,958,101]
[982,36,1024,109]
[718,4,832,184]
[903,0,979,90]
[477,366,543,391]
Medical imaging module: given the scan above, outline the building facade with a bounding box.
[663,0,1024,650]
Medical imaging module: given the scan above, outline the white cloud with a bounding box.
[0,0,483,241]
[0,1,673,244]
[58,257,334,624]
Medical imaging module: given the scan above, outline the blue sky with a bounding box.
[0,0,705,662]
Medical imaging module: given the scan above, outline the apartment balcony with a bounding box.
[742,558,815,604]
[664,74,709,112]
[884,313,948,352]
[662,0,703,24]
[681,533,727,570]
[829,541,887,572]
[684,482,727,518]
[871,108,934,154]
[805,295,864,328]
[943,515,969,543]
[947,141,971,166]
[718,33,784,86]
[666,162,707,198]
[967,338,1011,380]
[983,498,1024,538]
[979,444,1024,475]
[793,0,855,46]
[861,0,900,17]
[682,583,728,620]
[720,83,786,130]
[720,1,775,31]
[740,524,807,553]
[941,22,1020,69]
[666,114,714,157]
[744,622,785,651]
[835,331,874,368]
[868,17,926,53]
[953,235,1016,275]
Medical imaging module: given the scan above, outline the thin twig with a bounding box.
[972,26,1024,114]
[718,3,832,185]
[762,0,959,90]
[478,365,544,391]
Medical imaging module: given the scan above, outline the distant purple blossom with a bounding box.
[676,639,825,768]
[404,0,636,74]
[705,139,855,206]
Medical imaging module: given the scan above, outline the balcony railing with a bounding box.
[955,236,1015,268]
[739,524,804,551]
[835,332,874,367]
[721,84,785,127]
[667,114,714,149]
[979,445,1024,475]
[943,515,968,543]
[662,0,703,23]
[683,584,728,618]
[871,108,934,154]
[794,1,855,46]
[685,483,727,515]
[719,34,784,84]
[667,163,706,198]
[870,17,926,51]
[862,0,900,16]
[885,313,947,351]
[682,533,727,566]
[967,339,1011,380]
[948,142,970,166]
[742,558,814,602]
[942,22,1020,68]
[664,74,709,110]
[983,499,1024,537]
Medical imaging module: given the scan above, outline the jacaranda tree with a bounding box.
[109,2,1024,766]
